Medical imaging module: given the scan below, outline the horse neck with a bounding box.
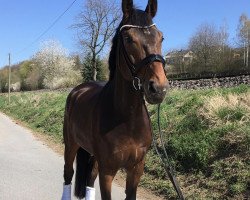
[112,69,145,119]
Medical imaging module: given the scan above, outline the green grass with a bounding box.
[0,84,249,199]
[0,91,68,141]
[145,85,250,199]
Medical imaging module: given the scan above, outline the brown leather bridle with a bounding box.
[119,24,166,90]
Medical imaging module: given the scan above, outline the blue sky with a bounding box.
[0,0,249,68]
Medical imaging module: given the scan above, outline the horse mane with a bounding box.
[108,8,153,81]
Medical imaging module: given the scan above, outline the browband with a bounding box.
[120,23,156,32]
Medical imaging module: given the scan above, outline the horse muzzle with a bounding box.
[144,80,169,104]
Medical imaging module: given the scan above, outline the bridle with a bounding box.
[118,23,166,91]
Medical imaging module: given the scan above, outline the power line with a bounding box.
[16,0,78,55]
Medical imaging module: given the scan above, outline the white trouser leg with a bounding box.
[85,186,95,200]
[61,183,71,200]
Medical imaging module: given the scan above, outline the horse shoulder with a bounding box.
[65,82,106,154]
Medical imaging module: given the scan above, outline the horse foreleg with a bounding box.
[125,159,145,200]
[99,168,117,200]
[61,144,79,200]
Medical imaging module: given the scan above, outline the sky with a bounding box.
[0,0,249,68]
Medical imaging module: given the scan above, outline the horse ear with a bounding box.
[122,0,133,19]
[145,0,158,18]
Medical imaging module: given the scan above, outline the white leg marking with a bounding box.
[86,186,96,200]
[61,183,71,200]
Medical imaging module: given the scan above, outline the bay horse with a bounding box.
[61,0,168,199]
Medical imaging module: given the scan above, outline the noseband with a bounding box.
[119,24,166,91]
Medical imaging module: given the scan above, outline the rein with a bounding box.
[152,104,185,200]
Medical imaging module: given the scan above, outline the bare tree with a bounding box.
[237,14,247,66]
[216,21,230,72]
[236,14,250,67]
[237,14,248,44]
[218,21,229,54]
[189,23,226,73]
[72,0,120,81]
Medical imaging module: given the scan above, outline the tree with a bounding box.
[218,21,229,55]
[72,0,120,81]
[33,40,82,89]
[189,23,229,74]
[19,61,35,90]
[237,14,248,45]
[19,60,43,90]
[72,55,82,71]
[215,22,230,72]
[81,53,106,82]
[236,14,250,68]
[0,64,22,92]
[0,67,9,92]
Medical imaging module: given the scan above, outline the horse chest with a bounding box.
[113,145,148,166]
[129,146,147,161]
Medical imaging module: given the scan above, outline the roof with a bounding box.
[165,50,193,58]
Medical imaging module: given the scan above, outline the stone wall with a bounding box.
[169,75,250,89]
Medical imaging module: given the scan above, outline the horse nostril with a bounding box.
[148,81,157,94]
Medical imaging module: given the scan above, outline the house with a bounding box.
[232,48,244,59]
[165,50,194,66]
[165,50,194,75]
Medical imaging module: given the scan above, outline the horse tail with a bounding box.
[74,148,90,198]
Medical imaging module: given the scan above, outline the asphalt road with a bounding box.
[0,112,126,200]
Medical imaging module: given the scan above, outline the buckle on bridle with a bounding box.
[132,77,142,91]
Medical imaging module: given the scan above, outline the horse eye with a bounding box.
[161,37,165,42]
[124,35,133,43]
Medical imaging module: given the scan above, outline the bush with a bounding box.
[34,40,82,89]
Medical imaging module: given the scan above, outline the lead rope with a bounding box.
[152,104,185,200]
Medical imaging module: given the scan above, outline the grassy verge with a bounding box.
[0,91,68,142]
[0,85,249,199]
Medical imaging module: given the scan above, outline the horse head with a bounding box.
[118,0,169,104]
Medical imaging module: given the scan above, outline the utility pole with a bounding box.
[243,41,246,66]
[245,21,250,68]
[8,53,11,104]
[247,28,249,68]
